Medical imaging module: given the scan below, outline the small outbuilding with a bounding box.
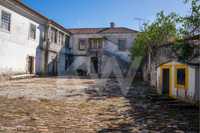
[157,60,199,102]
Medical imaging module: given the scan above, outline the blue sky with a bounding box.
[22,0,191,30]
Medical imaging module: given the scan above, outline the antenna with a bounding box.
[134,17,148,30]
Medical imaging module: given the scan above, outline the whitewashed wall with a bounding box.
[0,4,45,75]
[69,32,137,74]
[157,61,196,101]
[71,33,136,59]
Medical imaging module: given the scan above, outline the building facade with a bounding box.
[0,0,70,78]
[0,0,47,77]
[43,21,70,76]
[66,25,138,76]
[157,61,199,102]
[0,0,138,78]
[141,35,200,102]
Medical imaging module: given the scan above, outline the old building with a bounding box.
[157,60,199,102]
[142,35,200,102]
[0,0,47,78]
[0,0,138,78]
[66,23,138,76]
[42,21,70,76]
[0,0,70,78]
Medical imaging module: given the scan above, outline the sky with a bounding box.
[22,0,191,30]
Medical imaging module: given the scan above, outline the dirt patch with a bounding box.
[0,78,199,133]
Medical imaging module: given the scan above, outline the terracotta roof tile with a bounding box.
[67,27,138,34]
[66,28,104,34]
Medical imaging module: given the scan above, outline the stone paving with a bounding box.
[0,77,199,133]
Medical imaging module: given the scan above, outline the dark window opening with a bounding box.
[51,28,57,43]
[29,24,36,39]
[89,39,103,49]
[79,39,87,50]
[65,36,70,48]
[177,68,186,85]
[118,39,126,51]
[65,55,73,70]
[1,11,11,31]
[59,32,64,45]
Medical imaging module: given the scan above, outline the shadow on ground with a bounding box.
[85,78,199,133]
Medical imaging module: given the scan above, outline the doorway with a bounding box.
[162,68,170,95]
[27,56,34,74]
[91,57,98,73]
[52,57,57,76]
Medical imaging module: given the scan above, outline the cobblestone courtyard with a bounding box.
[0,77,199,133]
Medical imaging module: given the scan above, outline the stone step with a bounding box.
[10,74,36,80]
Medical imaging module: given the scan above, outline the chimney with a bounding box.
[110,22,115,28]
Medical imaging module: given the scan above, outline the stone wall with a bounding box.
[142,44,177,87]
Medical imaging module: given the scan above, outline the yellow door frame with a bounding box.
[174,64,189,90]
[160,64,172,96]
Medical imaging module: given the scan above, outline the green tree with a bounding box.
[131,11,178,58]
[180,0,200,36]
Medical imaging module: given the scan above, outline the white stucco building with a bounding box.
[0,0,70,77]
[0,0,47,77]
[157,61,199,102]
[66,24,138,76]
[0,0,138,78]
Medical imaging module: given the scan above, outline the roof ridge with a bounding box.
[11,0,139,34]
[12,0,69,33]
[97,28,111,33]
[66,27,107,30]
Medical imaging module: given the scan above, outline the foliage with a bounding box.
[131,0,199,60]
[179,0,200,36]
[171,41,193,62]
[131,11,178,58]
[172,0,199,61]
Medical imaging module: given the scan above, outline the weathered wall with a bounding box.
[71,33,136,57]
[194,66,200,101]
[142,45,177,86]
[0,3,45,76]
[46,26,69,76]
[156,61,197,101]
[69,33,137,75]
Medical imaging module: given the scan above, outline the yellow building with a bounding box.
[157,61,199,102]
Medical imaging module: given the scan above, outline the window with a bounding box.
[51,28,57,43]
[177,68,186,85]
[1,11,11,31]
[29,24,36,39]
[90,39,96,49]
[97,39,103,49]
[65,36,70,48]
[59,32,64,45]
[79,39,87,50]
[89,39,103,49]
[65,55,73,70]
[175,65,188,89]
[118,39,126,51]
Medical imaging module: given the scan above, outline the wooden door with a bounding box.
[28,56,34,74]
[162,68,170,95]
